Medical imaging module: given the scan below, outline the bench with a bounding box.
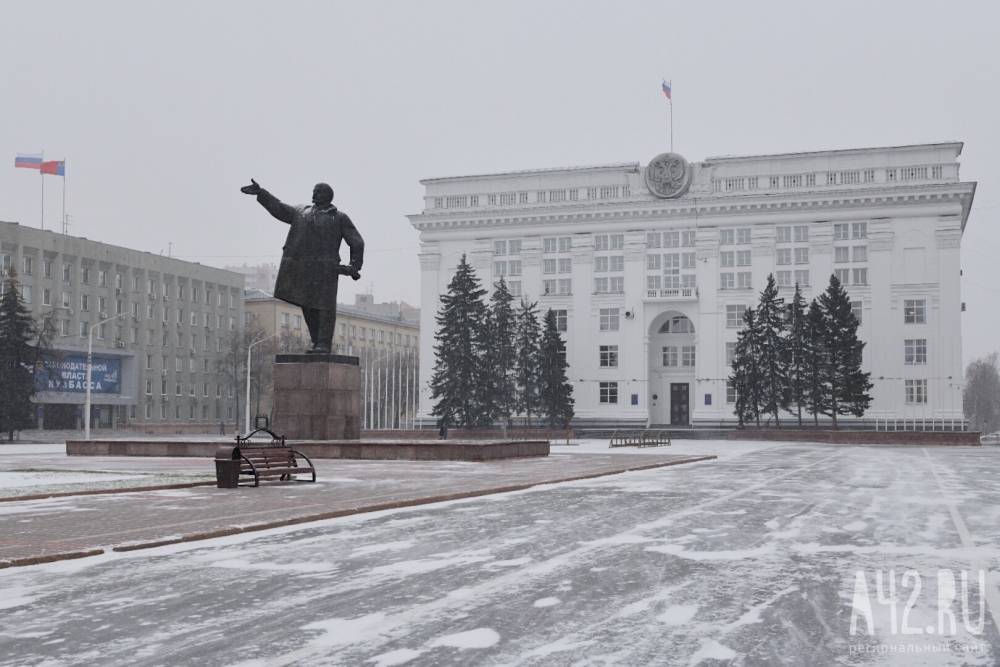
[237,446,316,487]
[609,430,671,448]
[215,443,316,488]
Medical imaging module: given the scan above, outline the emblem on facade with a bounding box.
[645,152,692,199]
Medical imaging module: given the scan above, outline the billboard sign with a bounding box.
[35,355,122,395]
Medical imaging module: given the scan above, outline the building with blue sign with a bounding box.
[1,223,245,430]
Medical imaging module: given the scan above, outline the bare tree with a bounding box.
[964,353,1000,433]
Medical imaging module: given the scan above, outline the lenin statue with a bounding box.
[240,179,364,354]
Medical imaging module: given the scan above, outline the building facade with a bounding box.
[0,222,245,429]
[408,143,977,428]
[244,291,420,429]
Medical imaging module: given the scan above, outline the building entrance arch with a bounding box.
[648,310,697,426]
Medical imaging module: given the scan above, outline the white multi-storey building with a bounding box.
[409,143,977,428]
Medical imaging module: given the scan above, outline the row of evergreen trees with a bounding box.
[430,255,574,428]
[731,273,872,428]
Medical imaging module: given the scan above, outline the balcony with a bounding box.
[644,287,698,301]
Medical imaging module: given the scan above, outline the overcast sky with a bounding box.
[2,0,998,362]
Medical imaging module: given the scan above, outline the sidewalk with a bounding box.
[0,451,714,567]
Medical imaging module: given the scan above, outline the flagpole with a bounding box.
[62,168,66,234]
[669,80,673,153]
[40,150,45,230]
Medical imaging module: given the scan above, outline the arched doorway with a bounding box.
[648,311,697,426]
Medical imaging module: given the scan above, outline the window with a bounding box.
[609,276,624,293]
[904,339,927,365]
[647,232,662,249]
[594,256,609,273]
[681,231,696,247]
[851,301,862,323]
[558,258,571,274]
[726,342,737,365]
[719,273,735,290]
[834,247,850,263]
[82,267,90,284]
[21,285,32,303]
[737,272,752,289]
[599,345,619,368]
[60,319,70,336]
[719,229,735,245]
[81,294,90,312]
[793,248,808,265]
[833,223,850,241]
[852,246,867,263]
[793,226,809,243]
[726,305,745,328]
[794,270,810,287]
[775,226,791,243]
[42,288,51,306]
[852,268,868,285]
[776,249,791,265]
[543,259,557,275]
[736,250,751,266]
[720,251,735,268]
[43,259,52,278]
[904,299,926,324]
[599,382,619,404]
[594,277,609,293]
[63,264,72,282]
[599,308,620,331]
[736,228,751,244]
[98,270,107,287]
[834,268,851,284]
[552,309,567,332]
[609,256,624,272]
[726,380,738,404]
[662,346,678,367]
[905,379,928,404]
[659,315,695,333]
[681,346,696,367]
[776,270,792,287]
[852,222,867,239]
[22,256,33,275]
[79,321,89,337]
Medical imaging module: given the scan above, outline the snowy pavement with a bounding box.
[1,441,998,665]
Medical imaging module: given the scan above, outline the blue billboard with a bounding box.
[35,355,122,395]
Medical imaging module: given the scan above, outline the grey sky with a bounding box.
[2,0,997,362]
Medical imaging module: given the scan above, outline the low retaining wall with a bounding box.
[67,439,550,461]
[728,430,981,446]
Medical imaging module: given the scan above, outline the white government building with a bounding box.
[408,143,976,429]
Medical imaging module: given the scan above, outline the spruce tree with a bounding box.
[0,270,40,439]
[483,278,517,427]
[730,306,763,427]
[513,298,542,426]
[538,309,574,427]
[429,255,489,428]
[802,298,829,426]
[817,274,872,427]
[756,274,789,425]
[784,284,809,426]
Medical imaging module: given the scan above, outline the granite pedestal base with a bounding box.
[271,354,361,440]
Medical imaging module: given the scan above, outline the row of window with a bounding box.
[711,166,945,193]
[0,257,237,306]
[434,185,631,210]
[725,378,929,405]
[143,402,234,422]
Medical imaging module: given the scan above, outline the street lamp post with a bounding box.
[84,313,125,440]
[245,333,277,435]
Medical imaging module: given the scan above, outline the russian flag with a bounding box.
[661,80,672,101]
[15,153,43,169]
[40,160,65,176]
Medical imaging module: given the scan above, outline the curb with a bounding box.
[0,549,105,570]
[2,454,716,568]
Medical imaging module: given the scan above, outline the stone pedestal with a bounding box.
[271,354,361,440]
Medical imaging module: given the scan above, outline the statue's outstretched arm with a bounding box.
[342,215,365,272]
[256,189,297,225]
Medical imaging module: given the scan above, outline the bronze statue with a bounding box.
[241,179,364,354]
